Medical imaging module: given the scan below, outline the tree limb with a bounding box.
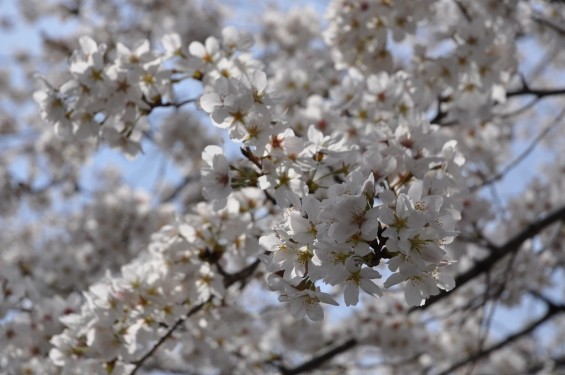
[412,204,565,312]
[506,86,565,98]
[129,259,262,374]
[470,106,565,191]
[279,338,358,375]
[287,205,565,374]
[436,296,565,375]
[130,298,211,375]
[526,355,565,374]
[531,12,565,37]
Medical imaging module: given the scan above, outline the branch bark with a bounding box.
[279,338,358,375]
[130,298,211,375]
[437,298,565,375]
[129,259,262,374]
[412,204,565,312]
[470,106,565,191]
[275,205,565,374]
[506,86,565,98]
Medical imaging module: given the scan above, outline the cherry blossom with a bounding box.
[3,0,565,374]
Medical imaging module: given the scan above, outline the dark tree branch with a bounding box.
[412,204,565,312]
[161,174,199,203]
[130,297,211,375]
[470,106,565,191]
[507,86,565,98]
[527,47,560,83]
[279,338,358,375]
[526,355,565,374]
[222,258,262,288]
[279,206,565,375]
[146,97,197,111]
[498,97,539,119]
[532,12,565,37]
[454,0,472,23]
[429,95,449,124]
[129,259,262,374]
[437,295,565,375]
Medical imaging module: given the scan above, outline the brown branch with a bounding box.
[129,259,262,374]
[279,338,358,375]
[532,12,565,37]
[160,174,199,203]
[129,297,211,375]
[437,296,565,375]
[146,97,197,110]
[412,204,565,312]
[223,258,262,288]
[429,95,449,124]
[526,355,565,374]
[279,206,565,375]
[470,106,565,191]
[498,97,539,119]
[507,85,565,98]
[454,0,472,23]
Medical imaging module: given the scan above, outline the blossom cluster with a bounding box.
[193,35,466,313]
[48,190,270,372]
[14,0,565,373]
[33,8,468,321]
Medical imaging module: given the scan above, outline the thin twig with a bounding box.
[151,97,197,109]
[454,0,472,22]
[276,244,562,375]
[532,12,565,37]
[411,204,565,312]
[429,95,449,124]
[279,338,358,375]
[129,259,262,374]
[160,174,199,203]
[437,300,565,375]
[222,258,262,288]
[506,86,565,98]
[497,97,539,119]
[528,48,560,83]
[152,154,169,199]
[470,106,565,191]
[129,298,211,375]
